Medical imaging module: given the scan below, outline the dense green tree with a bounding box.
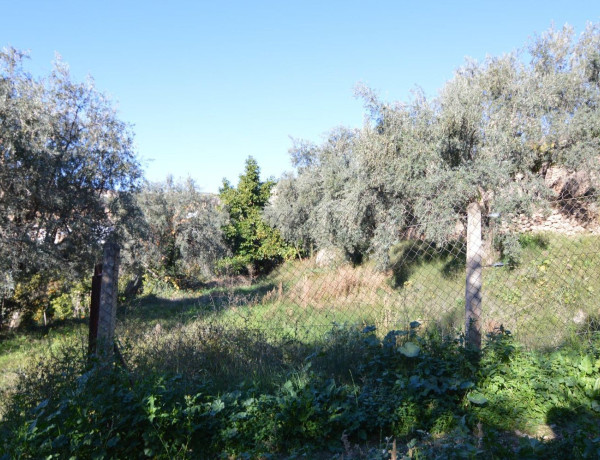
[0,49,142,326]
[219,157,294,275]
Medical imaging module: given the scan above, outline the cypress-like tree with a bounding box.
[219,157,294,275]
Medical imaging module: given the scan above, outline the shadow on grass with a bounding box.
[547,405,600,439]
[517,232,550,251]
[2,317,599,458]
[118,282,277,324]
[0,316,88,349]
[390,239,466,288]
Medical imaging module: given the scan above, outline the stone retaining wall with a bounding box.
[505,203,600,236]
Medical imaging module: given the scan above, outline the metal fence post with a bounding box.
[465,202,483,350]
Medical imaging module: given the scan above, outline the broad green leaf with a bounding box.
[468,392,488,406]
[211,399,225,414]
[579,355,594,375]
[409,375,421,387]
[107,436,120,448]
[34,399,49,413]
[398,342,420,357]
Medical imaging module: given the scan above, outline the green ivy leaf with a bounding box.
[210,399,225,415]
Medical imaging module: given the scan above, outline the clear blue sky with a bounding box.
[2,1,599,193]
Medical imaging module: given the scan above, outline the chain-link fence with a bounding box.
[211,193,600,350]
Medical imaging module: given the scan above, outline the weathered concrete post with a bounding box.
[96,240,120,357]
[465,202,483,350]
[88,263,103,355]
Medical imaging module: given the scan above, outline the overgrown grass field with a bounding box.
[185,232,600,348]
[1,233,600,458]
[1,322,599,458]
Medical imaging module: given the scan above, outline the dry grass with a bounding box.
[227,233,600,348]
[275,259,393,310]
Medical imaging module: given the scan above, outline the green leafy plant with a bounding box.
[1,324,599,458]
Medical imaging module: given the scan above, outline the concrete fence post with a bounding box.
[465,202,483,350]
[88,263,103,355]
[95,240,120,358]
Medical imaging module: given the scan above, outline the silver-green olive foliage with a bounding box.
[266,129,371,263]
[131,177,228,281]
[267,24,600,267]
[0,48,142,292]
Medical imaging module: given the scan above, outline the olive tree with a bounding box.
[267,23,600,346]
[0,49,142,326]
[273,23,600,256]
[128,177,228,289]
[266,128,379,264]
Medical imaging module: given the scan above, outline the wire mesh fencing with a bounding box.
[209,192,600,350]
